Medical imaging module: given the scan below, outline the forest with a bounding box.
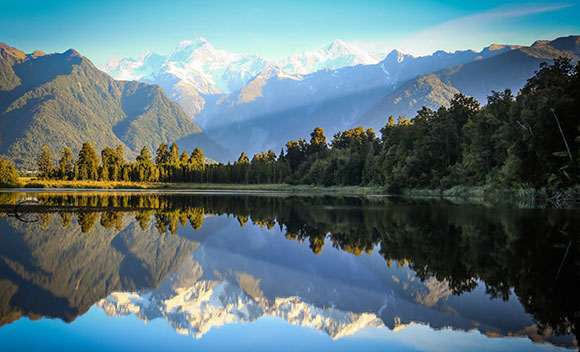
[1,58,578,193]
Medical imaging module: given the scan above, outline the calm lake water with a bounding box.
[0,190,578,351]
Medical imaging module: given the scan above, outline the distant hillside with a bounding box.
[0,43,221,169]
[197,43,518,159]
[358,35,580,131]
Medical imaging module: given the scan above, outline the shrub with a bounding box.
[0,159,20,187]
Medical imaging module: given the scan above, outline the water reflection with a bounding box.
[0,191,578,349]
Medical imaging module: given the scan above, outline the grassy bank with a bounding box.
[9,177,579,208]
[17,178,380,195]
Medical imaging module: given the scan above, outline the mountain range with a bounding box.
[0,42,231,168]
[101,36,580,161]
[1,35,579,167]
[96,213,571,346]
[359,36,580,131]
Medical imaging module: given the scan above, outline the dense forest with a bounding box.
[1,58,578,193]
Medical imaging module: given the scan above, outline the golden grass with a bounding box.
[17,178,381,195]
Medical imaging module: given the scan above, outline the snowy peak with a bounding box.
[326,39,377,63]
[383,49,413,64]
[326,39,352,54]
[276,39,379,74]
[97,279,383,339]
[168,37,221,64]
[101,38,269,96]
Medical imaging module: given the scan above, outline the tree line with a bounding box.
[36,58,580,191]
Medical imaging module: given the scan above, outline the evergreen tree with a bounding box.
[155,143,169,165]
[37,144,54,179]
[76,143,99,180]
[137,146,153,164]
[57,146,74,180]
[180,151,189,165]
[0,159,19,187]
[236,152,249,164]
[115,145,125,165]
[190,148,205,167]
[309,127,327,155]
[169,143,180,165]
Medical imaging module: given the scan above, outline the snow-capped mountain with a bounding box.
[100,37,549,162]
[100,38,378,119]
[98,279,383,339]
[198,44,521,158]
[101,38,269,117]
[275,39,378,74]
[103,37,268,95]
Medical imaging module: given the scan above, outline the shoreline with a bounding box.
[1,178,577,208]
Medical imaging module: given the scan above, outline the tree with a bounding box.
[137,146,153,165]
[190,148,205,167]
[115,145,125,166]
[37,144,54,178]
[135,146,158,182]
[180,151,189,165]
[309,127,327,155]
[57,146,74,180]
[0,159,19,187]
[285,139,306,171]
[76,143,99,180]
[236,152,249,164]
[101,147,120,181]
[155,143,169,165]
[505,58,579,187]
[169,143,180,165]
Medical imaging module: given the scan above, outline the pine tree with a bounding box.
[155,143,169,165]
[190,148,205,167]
[236,152,249,164]
[76,143,99,180]
[37,144,54,179]
[169,143,180,164]
[115,145,125,166]
[309,127,327,155]
[180,151,189,165]
[57,146,74,180]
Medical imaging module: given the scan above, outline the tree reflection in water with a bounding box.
[0,192,578,345]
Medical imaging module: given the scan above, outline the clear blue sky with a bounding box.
[1,0,579,66]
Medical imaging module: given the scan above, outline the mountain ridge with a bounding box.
[357,35,580,131]
[0,43,230,168]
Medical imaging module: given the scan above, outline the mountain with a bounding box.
[358,35,580,131]
[197,43,520,158]
[102,38,269,118]
[0,42,216,169]
[276,39,378,74]
[0,212,200,326]
[101,39,381,121]
[98,270,383,339]
[95,212,571,346]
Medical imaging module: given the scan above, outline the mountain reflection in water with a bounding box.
[0,191,578,349]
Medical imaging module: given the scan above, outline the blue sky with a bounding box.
[1,0,579,66]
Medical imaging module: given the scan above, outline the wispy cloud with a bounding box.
[356,3,574,57]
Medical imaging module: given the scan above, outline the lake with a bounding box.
[0,190,578,351]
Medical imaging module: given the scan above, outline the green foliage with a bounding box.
[236,152,249,164]
[0,47,202,170]
[57,146,74,180]
[190,148,205,166]
[0,158,19,187]
[37,144,54,179]
[37,59,580,192]
[76,143,99,180]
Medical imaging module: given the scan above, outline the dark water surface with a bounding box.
[0,190,578,351]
